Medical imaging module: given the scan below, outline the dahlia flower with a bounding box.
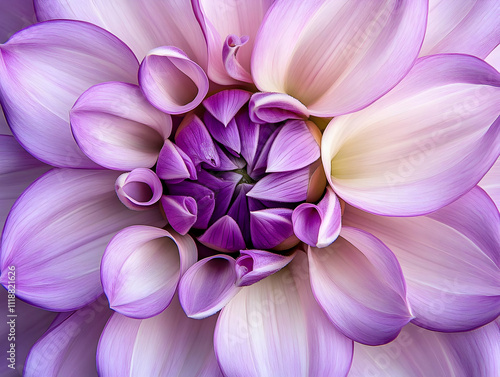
[0,0,499,376]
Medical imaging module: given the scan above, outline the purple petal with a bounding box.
[115,168,163,210]
[235,111,260,166]
[222,35,253,83]
[204,113,241,154]
[102,226,197,319]
[161,195,198,235]
[174,114,219,168]
[322,54,500,216]
[0,106,11,136]
[71,82,171,170]
[480,157,500,211]
[203,89,251,126]
[215,251,353,377]
[309,227,412,345]
[0,20,138,167]
[343,186,500,332]
[249,92,309,124]
[227,184,253,243]
[267,120,320,173]
[207,143,245,172]
[252,0,427,116]
[420,0,500,58]
[24,296,112,377]
[0,0,35,43]
[156,140,197,183]
[486,44,500,70]
[250,208,296,250]
[179,255,239,319]
[98,297,222,377]
[0,169,165,311]
[292,186,341,248]
[139,46,209,115]
[198,215,246,253]
[235,249,295,286]
[249,125,280,178]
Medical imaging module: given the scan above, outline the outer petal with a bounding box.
[0,20,139,168]
[98,297,222,377]
[35,0,207,64]
[71,82,171,171]
[420,0,500,58]
[348,322,500,377]
[24,296,112,377]
[480,157,500,210]
[0,0,35,43]
[322,54,500,216]
[252,0,427,116]
[102,226,197,319]
[343,186,500,332]
[309,227,412,345]
[215,251,353,377]
[0,169,165,311]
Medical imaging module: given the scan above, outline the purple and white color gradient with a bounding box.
[0,0,499,376]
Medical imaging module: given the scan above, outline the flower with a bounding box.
[0,0,499,376]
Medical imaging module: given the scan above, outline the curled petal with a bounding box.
[156,140,197,183]
[203,89,251,126]
[139,47,209,115]
[198,215,245,253]
[71,82,172,170]
[0,169,165,311]
[235,249,295,287]
[249,92,309,124]
[250,208,296,250]
[252,0,427,116]
[223,35,253,83]
[292,186,341,248]
[215,251,353,377]
[343,186,500,332]
[179,255,239,319]
[115,168,163,210]
[322,54,500,216]
[309,227,412,345]
[161,195,198,235]
[0,20,138,167]
[102,226,197,319]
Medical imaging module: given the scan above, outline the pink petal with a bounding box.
[115,168,163,210]
[98,297,222,377]
[309,227,412,345]
[203,89,251,126]
[102,225,197,319]
[0,0,35,43]
[215,251,353,377]
[160,195,198,235]
[348,321,500,377]
[35,0,207,64]
[24,296,112,377]
[235,249,295,286]
[480,157,500,210]
[179,255,239,319]
[420,0,500,58]
[292,186,342,248]
[139,46,209,115]
[343,186,500,332]
[0,20,138,168]
[71,82,171,171]
[249,92,309,124]
[198,215,245,253]
[0,169,165,311]
[222,35,253,83]
[322,54,500,216]
[252,0,427,116]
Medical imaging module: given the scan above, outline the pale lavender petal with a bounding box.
[204,114,241,154]
[322,54,500,216]
[156,140,197,183]
[198,215,245,253]
[0,21,138,168]
[235,249,295,287]
[203,89,251,126]
[102,226,197,319]
[115,168,163,210]
[252,0,427,116]
[35,0,207,64]
[249,92,309,124]
[0,169,165,311]
[24,296,112,377]
[161,195,198,235]
[139,46,209,115]
[215,251,353,377]
[179,255,239,319]
[98,297,222,377]
[343,186,500,332]
[0,0,35,43]
[267,120,320,173]
[222,35,253,83]
[250,208,296,250]
[486,44,500,70]
[174,114,219,168]
[348,322,500,377]
[480,157,500,210]
[309,227,412,345]
[292,186,342,248]
[71,82,171,170]
[420,0,500,58]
